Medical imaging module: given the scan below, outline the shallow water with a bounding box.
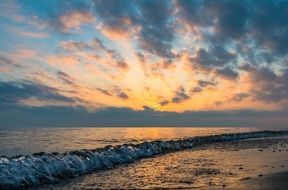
[0,127,254,157]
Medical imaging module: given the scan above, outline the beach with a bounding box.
[29,132,288,190]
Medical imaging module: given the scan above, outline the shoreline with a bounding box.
[31,135,288,190]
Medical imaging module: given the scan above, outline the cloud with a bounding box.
[6,0,94,33]
[60,38,108,52]
[56,71,75,86]
[47,55,79,65]
[100,24,133,40]
[7,27,49,39]
[215,66,239,80]
[191,87,202,93]
[58,11,94,33]
[176,0,288,67]
[172,87,190,103]
[93,0,176,57]
[93,0,137,40]
[176,0,208,27]
[58,38,130,70]
[160,100,169,106]
[231,93,250,102]
[250,0,288,55]
[93,0,136,31]
[1,105,288,128]
[0,0,49,29]
[96,88,112,96]
[198,80,217,88]
[117,92,129,100]
[137,0,175,58]
[194,46,236,67]
[190,80,217,94]
[0,49,36,72]
[0,55,22,70]
[116,61,129,70]
[60,40,90,51]
[0,81,74,106]
[241,64,288,104]
[205,0,249,39]
[10,49,37,59]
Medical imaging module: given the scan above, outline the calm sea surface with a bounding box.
[0,127,255,157]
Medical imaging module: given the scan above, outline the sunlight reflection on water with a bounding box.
[0,127,255,156]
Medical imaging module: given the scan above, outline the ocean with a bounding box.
[1,127,288,189]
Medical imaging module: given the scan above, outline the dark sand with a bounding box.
[242,171,288,190]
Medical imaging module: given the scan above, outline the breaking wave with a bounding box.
[1,130,288,189]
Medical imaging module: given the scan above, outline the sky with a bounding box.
[0,0,288,127]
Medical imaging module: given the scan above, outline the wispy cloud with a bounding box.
[7,27,49,39]
[58,11,94,33]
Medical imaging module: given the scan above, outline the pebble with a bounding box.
[241,177,251,180]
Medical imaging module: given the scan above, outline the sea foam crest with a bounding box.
[0,130,287,189]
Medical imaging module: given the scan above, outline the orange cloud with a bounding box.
[98,17,140,40]
[47,55,79,65]
[11,49,37,59]
[100,26,131,40]
[59,11,94,32]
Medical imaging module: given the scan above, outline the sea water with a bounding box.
[1,127,288,189]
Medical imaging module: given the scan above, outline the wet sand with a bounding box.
[186,136,288,190]
[242,171,288,190]
[199,137,288,190]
